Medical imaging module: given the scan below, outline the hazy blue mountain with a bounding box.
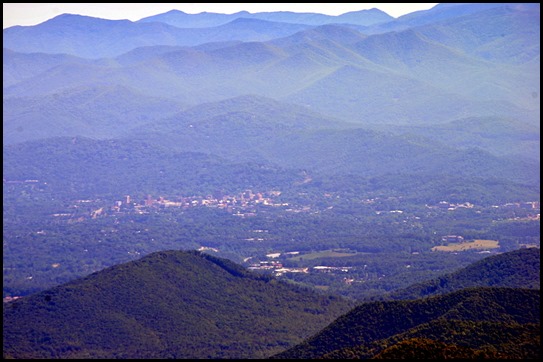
[269,24,368,48]
[137,9,251,28]
[119,95,540,189]
[415,4,540,64]
[374,116,540,160]
[2,135,306,198]
[409,5,540,113]
[138,8,393,28]
[3,48,95,88]
[249,8,392,26]
[258,128,539,187]
[123,94,353,161]
[160,94,350,130]
[333,9,394,26]
[284,63,536,125]
[2,14,313,58]
[366,3,521,34]
[351,28,505,94]
[3,85,185,145]
[2,250,354,359]
[3,14,191,58]
[199,17,312,44]
[114,45,192,65]
[273,287,540,359]
[282,21,538,122]
[6,90,535,189]
[4,5,538,127]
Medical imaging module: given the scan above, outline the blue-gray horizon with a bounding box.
[3,3,438,29]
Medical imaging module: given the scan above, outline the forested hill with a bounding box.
[272,287,540,359]
[2,250,354,359]
[383,247,540,300]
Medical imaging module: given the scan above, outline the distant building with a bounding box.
[442,235,464,243]
[521,201,539,209]
[145,194,154,206]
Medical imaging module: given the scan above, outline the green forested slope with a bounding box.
[2,250,354,359]
[273,287,540,359]
[385,247,540,300]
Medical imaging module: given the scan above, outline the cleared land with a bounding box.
[287,249,357,261]
[432,239,499,252]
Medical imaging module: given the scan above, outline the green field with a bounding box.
[432,239,499,252]
[287,249,357,261]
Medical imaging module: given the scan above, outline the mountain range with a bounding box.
[3,3,539,129]
[3,4,540,359]
[4,93,539,206]
[3,248,539,359]
[138,8,393,28]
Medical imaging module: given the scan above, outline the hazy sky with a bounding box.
[3,3,438,28]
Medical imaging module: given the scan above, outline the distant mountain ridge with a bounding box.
[3,85,184,144]
[2,250,354,359]
[2,135,304,197]
[138,8,393,28]
[3,4,538,132]
[3,14,314,58]
[3,95,539,199]
[375,116,540,160]
[4,5,538,128]
[365,3,536,34]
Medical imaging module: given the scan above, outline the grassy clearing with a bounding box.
[287,249,357,261]
[432,239,499,252]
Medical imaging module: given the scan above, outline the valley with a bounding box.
[3,174,539,301]
[3,3,540,359]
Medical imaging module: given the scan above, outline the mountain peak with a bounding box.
[3,249,353,359]
[45,13,130,25]
[162,9,187,15]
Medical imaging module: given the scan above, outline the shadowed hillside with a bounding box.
[273,287,540,359]
[384,247,540,300]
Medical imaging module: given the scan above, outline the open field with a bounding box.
[432,239,500,252]
[287,249,357,261]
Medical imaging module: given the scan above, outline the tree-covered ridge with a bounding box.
[272,287,540,359]
[2,136,302,198]
[352,324,539,360]
[2,250,354,359]
[323,319,540,359]
[373,115,540,161]
[3,117,539,202]
[384,247,540,300]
